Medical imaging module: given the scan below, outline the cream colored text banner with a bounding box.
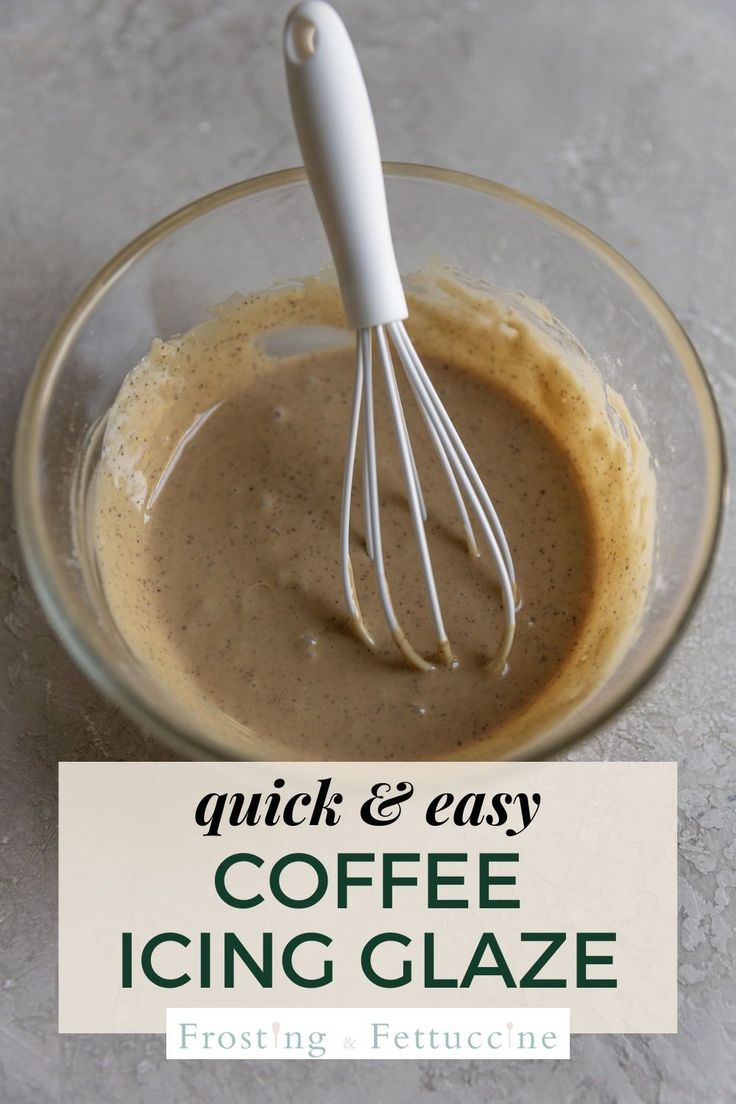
[58,762,676,1033]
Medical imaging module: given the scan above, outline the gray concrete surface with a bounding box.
[1,0,734,1100]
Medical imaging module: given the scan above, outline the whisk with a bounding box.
[284,0,516,672]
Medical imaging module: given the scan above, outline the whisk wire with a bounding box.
[376,325,451,664]
[340,323,517,673]
[398,347,479,558]
[395,376,428,523]
[389,321,517,669]
[362,427,374,561]
[391,320,516,588]
[340,331,374,647]
[359,328,434,672]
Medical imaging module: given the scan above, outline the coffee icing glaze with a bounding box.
[93,269,655,759]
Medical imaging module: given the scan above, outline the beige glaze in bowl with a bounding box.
[14,165,726,761]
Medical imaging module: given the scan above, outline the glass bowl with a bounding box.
[14,164,726,761]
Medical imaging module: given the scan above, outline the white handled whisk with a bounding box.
[284,0,517,672]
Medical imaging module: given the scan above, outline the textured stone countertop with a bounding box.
[0,1,734,1100]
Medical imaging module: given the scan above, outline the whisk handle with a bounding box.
[284,1,408,330]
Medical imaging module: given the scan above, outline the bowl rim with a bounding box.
[13,161,728,761]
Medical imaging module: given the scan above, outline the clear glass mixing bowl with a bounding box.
[14,165,726,760]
